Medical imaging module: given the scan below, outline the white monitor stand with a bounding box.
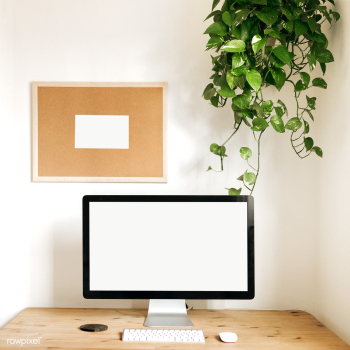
[144,300,194,327]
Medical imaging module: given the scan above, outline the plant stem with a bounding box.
[222,121,242,147]
[247,159,257,171]
[219,121,243,171]
[250,131,263,196]
[295,141,304,147]
[297,146,305,154]
[243,181,252,192]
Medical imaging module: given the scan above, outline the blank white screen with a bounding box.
[89,202,248,291]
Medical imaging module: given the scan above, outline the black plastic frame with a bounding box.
[83,195,254,300]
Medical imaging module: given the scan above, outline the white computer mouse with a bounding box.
[219,332,238,343]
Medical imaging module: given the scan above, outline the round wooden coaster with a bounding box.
[79,324,108,332]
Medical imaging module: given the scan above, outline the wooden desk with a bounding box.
[0,308,349,349]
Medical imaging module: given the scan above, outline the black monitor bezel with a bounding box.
[83,195,254,300]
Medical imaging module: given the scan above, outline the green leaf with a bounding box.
[261,100,273,114]
[244,171,256,185]
[214,73,227,87]
[222,11,231,26]
[311,146,323,158]
[304,137,314,152]
[211,55,220,65]
[221,0,229,11]
[237,174,244,181]
[270,54,286,68]
[234,110,243,124]
[246,68,262,92]
[307,17,317,32]
[212,0,221,10]
[204,88,216,100]
[210,95,219,107]
[226,71,235,89]
[236,16,259,43]
[210,143,220,154]
[203,83,213,96]
[206,36,224,50]
[233,65,248,77]
[210,144,227,156]
[246,55,256,69]
[231,9,252,30]
[251,117,269,131]
[275,106,284,117]
[267,0,283,6]
[300,72,310,87]
[271,115,285,133]
[252,102,265,118]
[242,115,252,127]
[252,35,268,54]
[295,80,307,92]
[252,0,267,4]
[271,68,286,90]
[306,110,314,121]
[222,39,246,52]
[272,45,293,67]
[203,84,216,100]
[280,7,294,21]
[318,5,332,24]
[242,109,254,119]
[315,48,334,63]
[240,147,252,160]
[331,11,340,22]
[254,7,279,26]
[218,83,236,97]
[264,27,281,40]
[204,21,229,36]
[306,54,317,71]
[206,166,213,172]
[282,20,294,33]
[294,20,308,37]
[233,75,246,89]
[228,188,242,195]
[304,120,309,134]
[285,117,302,131]
[277,100,288,116]
[232,89,252,109]
[320,63,327,75]
[232,54,245,69]
[204,10,221,21]
[312,78,327,89]
[308,32,328,46]
[290,3,303,18]
[306,96,316,110]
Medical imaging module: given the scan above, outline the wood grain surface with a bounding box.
[0,308,349,349]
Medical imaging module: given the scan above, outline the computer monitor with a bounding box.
[83,195,254,327]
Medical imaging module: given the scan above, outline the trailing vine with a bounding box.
[204,0,340,195]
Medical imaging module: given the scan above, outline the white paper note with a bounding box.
[75,115,129,149]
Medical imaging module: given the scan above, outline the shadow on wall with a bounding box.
[52,218,209,310]
[52,218,144,309]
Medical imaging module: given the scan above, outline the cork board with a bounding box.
[32,82,167,182]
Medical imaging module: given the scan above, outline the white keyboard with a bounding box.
[122,328,205,343]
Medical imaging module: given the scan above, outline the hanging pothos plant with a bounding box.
[203,0,340,195]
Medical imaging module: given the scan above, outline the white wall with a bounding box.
[316,0,350,345]
[0,0,327,338]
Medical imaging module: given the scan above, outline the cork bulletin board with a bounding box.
[32,82,167,182]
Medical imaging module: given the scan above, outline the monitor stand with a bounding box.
[144,299,194,327]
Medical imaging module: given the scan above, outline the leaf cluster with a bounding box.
[204,0,339,195]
